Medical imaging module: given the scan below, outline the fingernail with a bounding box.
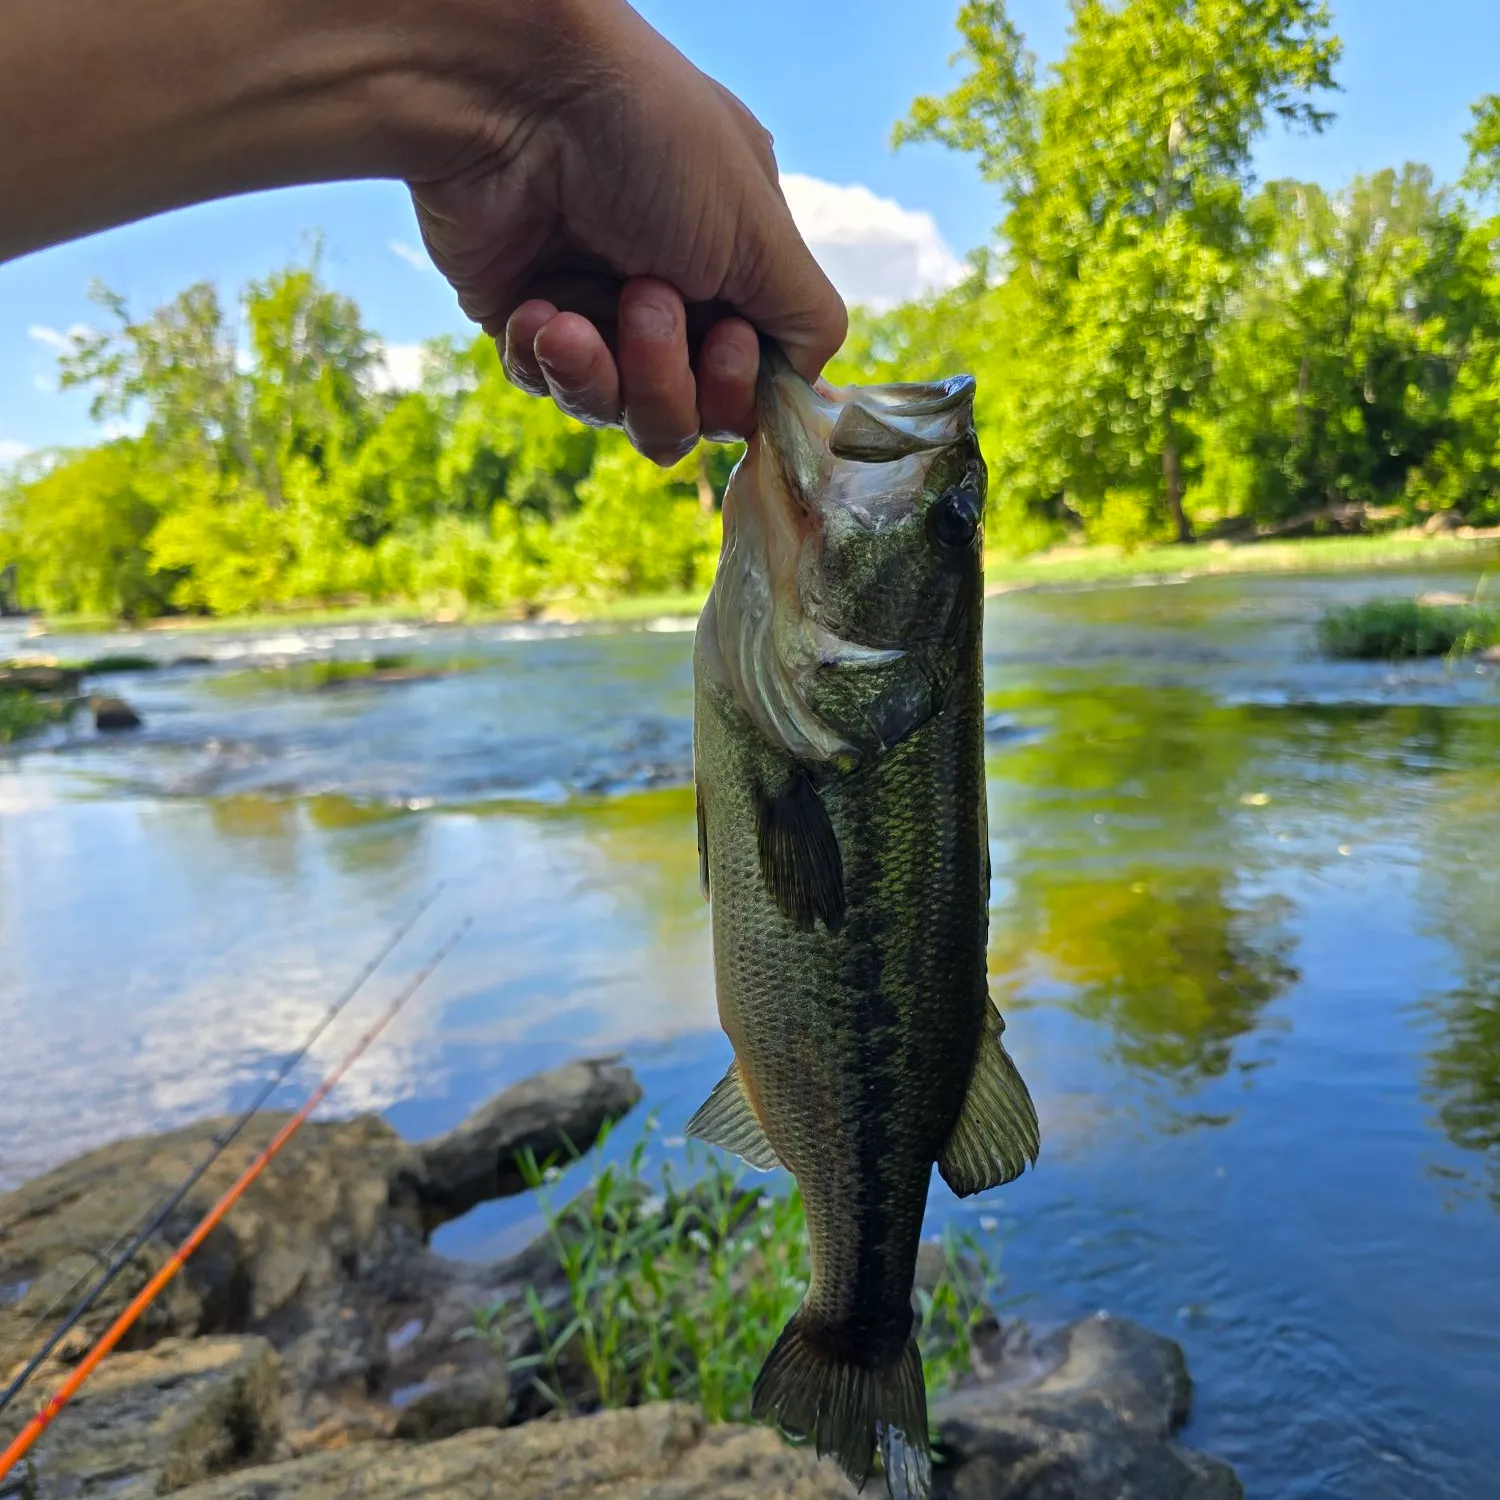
[624,296,677,340]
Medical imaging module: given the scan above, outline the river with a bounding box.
[1,563,1497,1498]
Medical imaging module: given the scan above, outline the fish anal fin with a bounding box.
[756,772,845,934]
[696,784,710,903]
[938,1000,1041,1197]
[685,1059,782,1172]
[752,1310,932,1499]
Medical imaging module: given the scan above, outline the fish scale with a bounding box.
[689,346,1040,1499]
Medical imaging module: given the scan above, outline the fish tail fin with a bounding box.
[751,1309,932,1499]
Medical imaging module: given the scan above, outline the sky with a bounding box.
[3,0,1499,462]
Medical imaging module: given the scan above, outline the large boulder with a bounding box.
[163,1402,854,1500]
[0,1337,280,1500]
[409,1057,642,1228]
[932,1312,1242,1500]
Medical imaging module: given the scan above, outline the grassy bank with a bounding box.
[15,533,1498,638]
[480,1125,997,1429]
[984,531,1499,591]
[1317,598,1500,659]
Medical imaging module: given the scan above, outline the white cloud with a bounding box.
[389,240,436,274]
[27,322,91,352]
[0,440,30,467]
[779,175,968,312]
[371,343,426,393]
[32,374,54,394]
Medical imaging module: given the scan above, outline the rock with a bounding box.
[411,1057,643,1228]
[0,1337,280,1500]
[171,656,216,669]
[164,1402,854,1500]
[0,666,80,695]
[89,694,141,731]
[1423,509,1464,534]
[391,1370,509,1443]
[932,1313,1242,1500]
[1417,591,1471,608]
[0,1061,641,1443]
[1483,644,1500,664]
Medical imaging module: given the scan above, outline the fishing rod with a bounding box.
[0,915,471,1486]
[0,885,443,1422]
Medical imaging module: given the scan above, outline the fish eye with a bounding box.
[930,485,980,551]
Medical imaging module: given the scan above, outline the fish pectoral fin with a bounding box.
[756,772,846,934]
[938,999,1041,1197]
[695,784,710,903]
[685,1059,783,1172]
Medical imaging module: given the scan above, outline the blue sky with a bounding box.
[3,0,1499,459]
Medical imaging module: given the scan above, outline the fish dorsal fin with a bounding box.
[756,772,845,933]
[695,784,710,903]
[938,999,1040,1197]
[685,1059,783,1171]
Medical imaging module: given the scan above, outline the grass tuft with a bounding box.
[470,1120,999,1431]
[1316,598,1500,660]
[0,690,70,744]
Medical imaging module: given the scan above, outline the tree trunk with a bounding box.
[1162,427,1193,544]
[696,449,715,513]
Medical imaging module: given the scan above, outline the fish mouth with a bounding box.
[754,342,976,506]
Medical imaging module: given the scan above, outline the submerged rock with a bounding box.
[89,694,141,731]
[0,1336,280,1500]
[932,1312,1242,1499]
[163,1402,854,1500]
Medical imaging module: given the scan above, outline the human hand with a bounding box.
[406,0,847,464]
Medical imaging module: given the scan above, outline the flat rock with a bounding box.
[0,1336,280,1500]
[933,1313,1242,1500]
[165,1402,854,1500]
[0,666,79,695]
[410,1057,643,1228]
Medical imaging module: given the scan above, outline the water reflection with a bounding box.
[1416,758,1500,1204]
[988,680,1298,1088]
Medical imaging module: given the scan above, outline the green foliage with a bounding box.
[1316,599,1500,660]
[898,0,1339,543]
[476,1123,999,1428]
[0,689,73,743]
[81,654,158,674]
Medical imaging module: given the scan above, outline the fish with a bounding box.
[688,344,1040,1499]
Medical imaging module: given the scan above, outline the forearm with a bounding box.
[0,0,585,264]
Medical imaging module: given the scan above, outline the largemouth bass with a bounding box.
[689,347,1040,1499]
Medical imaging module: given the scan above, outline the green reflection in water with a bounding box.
[988,679,1299,1085]
[1418,757,1500,1204]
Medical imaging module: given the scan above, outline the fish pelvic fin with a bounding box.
[756,771,846,934]
[685,1059,783,1172]
[938,998,1041,1197]
[752,1310,932,1500]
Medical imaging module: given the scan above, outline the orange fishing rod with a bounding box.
[0,917,472,1485]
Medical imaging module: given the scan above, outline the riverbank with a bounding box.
[12,531,1496,639]
[0,1060,1242,1500]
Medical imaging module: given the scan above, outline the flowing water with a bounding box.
[2,564,1498,1498]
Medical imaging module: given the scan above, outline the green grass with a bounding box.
[0,689,71,743]
[1316,598,1500,659]
[472,1120,998,1432]
[77,653,160,674]
[985,531,1498,591]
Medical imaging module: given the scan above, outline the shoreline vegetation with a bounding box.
[7,531,1497,639]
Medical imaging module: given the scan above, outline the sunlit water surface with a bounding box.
[2,567,1498,1498]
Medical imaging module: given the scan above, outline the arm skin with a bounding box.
[0,0,847,461]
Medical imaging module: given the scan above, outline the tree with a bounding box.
[1198,169,1483,525]
[899,0,1340,543]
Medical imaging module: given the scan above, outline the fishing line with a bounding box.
[0,884,444,1421]
[0,915,472,1486]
